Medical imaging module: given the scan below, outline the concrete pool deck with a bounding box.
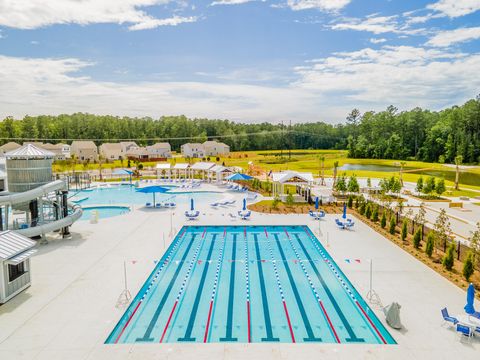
[0,187,479,359]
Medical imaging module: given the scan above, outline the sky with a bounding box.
[0,0,479,123]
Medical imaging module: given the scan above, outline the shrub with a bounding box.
[389,216,396,235]
[286,193,294,207]
[413,228,422,249]
[401,219,408,241]
[463,251,475,281]
[442,242,455,271]
[365,203,372,219]
[371,205,379,222]
[271,197,280,209]
[436,178,446,196]
[380,211,387,228]
[359,202,366,215]
[416,177,423,193]
[425,232,435,257]
[347,196,353,208]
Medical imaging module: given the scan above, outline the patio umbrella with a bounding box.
[342,203,347,219]
[464,283,476,314]
[113,169,134,176]
[190,198,195,211]
[136,185,169,205]
[315,197,319,210]
[243,198,247,211]
[226,173,253,181]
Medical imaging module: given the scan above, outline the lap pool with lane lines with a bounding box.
[106,225,395,344]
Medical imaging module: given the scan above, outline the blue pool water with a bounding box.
[81,206,130,220]
[106,225,395,344]
[76,185,223,207]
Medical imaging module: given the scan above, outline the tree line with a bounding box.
[1,95,479,163]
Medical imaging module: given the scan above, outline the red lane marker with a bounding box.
[201,227,207,239]
[303,226,312,238]
[159,301,178,343]
[319,301,340,344]
[224,227,226,238]
[355,301,387,344]
[282,301,296,343]
[264,227,269,238]
[203,301,214,343]
[247,301,251,343]
[114,301,142,344]
[244,226,247,238]
[283,227,290,239]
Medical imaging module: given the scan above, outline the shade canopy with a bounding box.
[113,169,134,175]
[227,173,253,181]
[465,283,476,315]
[135,185,169,194]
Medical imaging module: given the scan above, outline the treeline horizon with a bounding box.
[1,95,479,164]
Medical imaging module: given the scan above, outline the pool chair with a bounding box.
[145,202,153,208]
[238,210,251,220]
[441,308,459,327]
[185,210,200,220]
[456,324,473,342]
[225,200,236,206]
[228,213,237,221]
[165,202,176,208]
[210,202,220,207]
[335,219,345,229]
[345,219,355,230]
[155,203,163,208]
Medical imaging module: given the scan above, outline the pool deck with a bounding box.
[0,184,479,359]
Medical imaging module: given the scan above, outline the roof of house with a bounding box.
[6,143,55,159]
[119,141,137,147]
[148,143,171,149]
[203,141,229,147]
[126,146,148,155]
[71,140,97,149]
[182,143,204,148]
[100,143,122,151]
[0,142,21,150]
[0,230,37,261]
[41,143,66,150]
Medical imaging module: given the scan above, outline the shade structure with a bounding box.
[226,173,253,181]
[243,198,247,211]
[315,197,319,210]
[465,283,476,314]
[342,203,347,219]
[113,169,134,176]
[190,198,195,211]
[136,185,170,205]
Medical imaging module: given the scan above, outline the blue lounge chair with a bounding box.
[145,202,152,208]
[441,308,458,326]
[456,324,473,341]
[238,210,251,220]
[185,210,200,220]
[211,202,220,207]
[335,218,345,229]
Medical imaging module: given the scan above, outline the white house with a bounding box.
[146,143,171,159]
[181,143,205,158]
[70,141,98,161]
[40,143,71,160]
[0,231,37,304]
[99,143,123,160]
[203,141,230,156]
[126,145,149,160]
[119,142,138,159]
[0,142,21,157]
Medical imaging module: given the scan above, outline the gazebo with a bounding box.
[155,163,172,180]
[190,162,215,181]
[173,163,190,180]
[208,165,232,183]
[271,171,314,202]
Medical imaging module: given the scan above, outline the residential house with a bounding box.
[181,143,205,158]
[203,141,230,156]
[0,142,21,157]
[126,145,149,160]
[70,141,98,162]
[40,143,71,160]
[99,143,123,161]
[146,143,171,159]
[119,141,138,159]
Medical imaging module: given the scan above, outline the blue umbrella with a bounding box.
[465,283,476,314]
[243,198,247,211]
[113,169,134,175]
[315,197,319,210]
[227,173,253,181]
[342,203,347,219]
[136,185,170,205]
[190,198,195,211]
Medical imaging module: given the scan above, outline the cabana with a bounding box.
[208,165,233,183]
[271,171,314,202]
[173,163,190,180]
[155,163,172,180]
[0,231,37,304]
[190,162,215,181]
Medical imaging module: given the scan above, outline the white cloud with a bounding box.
[426,26,480,47]
[287,0,351,11]
[427,0,480,18]
[0,0,195,30]
[210,0,257,5]
[370,38,387,44]
[331,15,425,35]
[128,16,197,30]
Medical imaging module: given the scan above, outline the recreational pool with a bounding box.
[81,206,130,220]
[106,225,395,344]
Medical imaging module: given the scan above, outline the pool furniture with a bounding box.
[309,210,325,220]
[228,213,237,221]
[345,219,355,230]
[238,210,251,220]
[335,218,345,229]
[456,324,473,341]
[145,202,152,208]
[210,202,220,207]
[441,308,459,326]
[185,210,200,220]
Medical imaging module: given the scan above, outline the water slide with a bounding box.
[0,180,83,237]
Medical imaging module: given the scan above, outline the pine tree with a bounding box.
[413,228,422,249]
[401,218,408,241]
[365,203,372,219]
[442,242,455,271]
[372,205,379,222]
[425,232,435,257]
[380,211,387,228]
[389,216,396,235]
[463,251,475,281]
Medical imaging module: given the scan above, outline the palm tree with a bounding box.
[332,161,339,189]
[454,155,462,190]
[318,155,326,186]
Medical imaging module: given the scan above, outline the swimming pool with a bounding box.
[106,225,395,344]
[75,185,223,207]
[81,206,130,220]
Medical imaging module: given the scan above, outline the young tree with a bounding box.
[389,216,396,235]
[416,177,424,194]
[454,155,462,190]
[434,208,452,251]
[468,222,480,264]
[347,175,360,193]
[413,228,422,249]
[365,203,372,219]
[367,177,372,188]
[347,195,353,208]
[401,218,408,241]
[463,251,475,281]
[372,205,379,222]
[332,161,339,189]
[391,177,402,198]
[435,179,446,197]
[286,193,294,207]
[425,232,435,257]
[423,176,436,194]
[414,203,426,239]
[271,196,280,210]
[380,211,387,228]
[335,175,347,194]
[442,242,455,271]
[318,155,326,186]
